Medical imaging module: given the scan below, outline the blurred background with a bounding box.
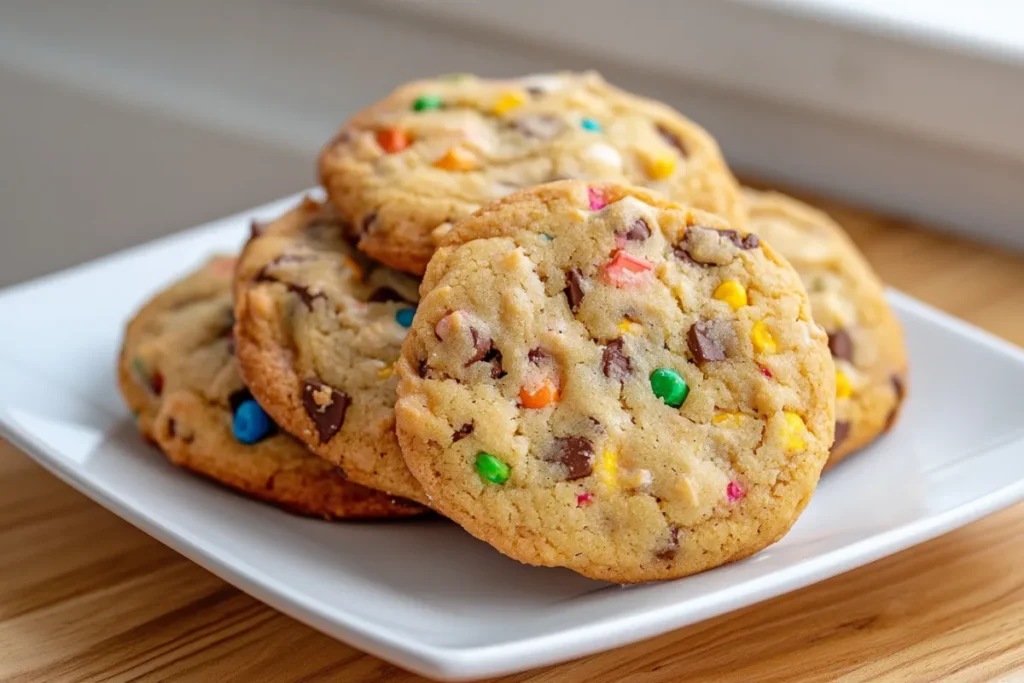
[2,0,1022,287]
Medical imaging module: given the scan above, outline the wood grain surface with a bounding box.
[4,187,1024,682]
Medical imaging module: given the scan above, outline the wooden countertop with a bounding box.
[4,188,1024,682]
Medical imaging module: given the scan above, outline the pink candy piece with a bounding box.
[726,480,745,502]
[614,233,628,249]
[588,187,608,211]
[577,492,594,507]
[602,251,653,288]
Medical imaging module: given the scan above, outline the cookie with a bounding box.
[234,198,429,504]
[117,257,425,519]
[394,180,834,582]
[744,189,908,467]
[319,71,745,275]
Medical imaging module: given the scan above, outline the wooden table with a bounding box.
[4,188,1024,683]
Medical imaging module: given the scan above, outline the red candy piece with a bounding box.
[577,492,594,507]
[151,372,164,396]
[588,187,608,211]
[726,480,745,502]
[759,365,773,379]
[602,251,653,288]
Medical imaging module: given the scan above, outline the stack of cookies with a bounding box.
[118,72,907,583]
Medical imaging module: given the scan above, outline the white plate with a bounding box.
[2,192,1024,682]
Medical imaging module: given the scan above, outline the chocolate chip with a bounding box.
[620,218,651,242]
[720,229,760,250]
[228,389,253,414]
[565,268,586,313]
[602,338,632,380]
[452,423,474,442]
[368,287,407,303]
[832,420,851,454]
[891,374,906,401]
[465,327,492,366]
[674,226,758,267]
[301,379,350,443]
[417,359,429,378]
[249,219,266,240]
[828,329,854,362]
[549,436,594,480]
[528,347,550,364]
[656,525,681,560]
[484,347,505,379]
[656,124,688,157]
[167,418,176,438]
[672,245,701,266]
[515,114,565,139]
[687,320,728,364]
[283,282,326,310]
[362,212,378,235]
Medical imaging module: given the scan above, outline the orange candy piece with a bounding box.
[376,128,410,154]
[519,378,560,409]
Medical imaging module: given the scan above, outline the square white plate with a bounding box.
[2,192,1024,682]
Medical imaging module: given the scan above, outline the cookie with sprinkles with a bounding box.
[744,189,908,467]
[234,197,429,504]
[117,257,425,519]
[394,180,834,582]
[319,71,745,275]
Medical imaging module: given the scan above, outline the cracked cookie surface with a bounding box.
[117,257,425,519]
[319,71,745,275]
[744,189,908,467]
[234,198,429,504]
[395,181,834,582]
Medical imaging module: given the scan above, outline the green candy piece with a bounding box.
[131,357,149,381]
[475,452,510,484]
[412,94,444,112]
[650,368,689,408]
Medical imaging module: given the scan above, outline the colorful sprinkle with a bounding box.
[759,365,773,379]
[650,368,689,408]
[492,90,527,115]
[377,364,395,380]
[713,280,748,311]
[475,452,510,484]
[726,480,745,502]
[583,143,623,169]
[712,412,743,427]
[376,127,410,154]
[782,411,808,452]
[540,233,554,241]
[577,491,595,507]
[645,154,676,180]
[603,251,653,287]
[588,187,608,211]
[751,321,778,355]
[233,399,272,444]
[616,319,643,335]
[836,370,853,399]
[580,117,603,132]
[519,377,559,409]
[412,94,443,111]
[395,307,416,328]
[597,449,618,488]
[434,145,477,171]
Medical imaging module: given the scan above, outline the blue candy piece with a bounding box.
[233,399,272,444]
[580,117,602,132]
[395,307,416,328]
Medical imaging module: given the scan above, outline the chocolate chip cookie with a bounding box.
[319,71,745,275]
[234,198,429,504]
[744,189,908,467]
[395,181,834,582]
[118,257,425,519]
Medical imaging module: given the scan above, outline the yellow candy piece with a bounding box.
[836,370,853,399]
[713,280,748,311]
[377,364,395,380]
[597,449,618,488]
[782,411,808,452]
[491,91,527,115]
[616,319,643,335]
[712,412,744,427]
[645,154,676,180]
[342,255,364,281]
[434,145,477,171]
[751,321,778,355]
